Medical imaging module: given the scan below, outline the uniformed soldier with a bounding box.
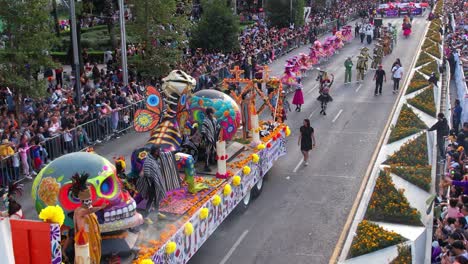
[356,55,366,82]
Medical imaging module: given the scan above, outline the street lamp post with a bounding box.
[118,0,129,86]
[69,0,81,107]
[290,0,293,26]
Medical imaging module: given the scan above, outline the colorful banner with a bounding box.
[150,132,287,263]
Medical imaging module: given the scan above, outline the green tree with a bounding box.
[265,0,305,28]
[190,0,240,53]
[0,0,57,118]
[129,0,190,78]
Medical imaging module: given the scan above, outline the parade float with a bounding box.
[4,66,289,264]
[128,67,290,263]
[376,2,425,17]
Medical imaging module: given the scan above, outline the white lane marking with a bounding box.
[332,109,344,123]
[307,84,319,95]
[309,107,320,118]
[219,230,250,264]
[355,84,362,92]
[293,158,304,173]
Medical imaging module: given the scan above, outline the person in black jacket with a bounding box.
[457,122,468,155]
[428,113,450,159]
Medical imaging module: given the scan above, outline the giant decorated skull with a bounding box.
[31,152,143,233]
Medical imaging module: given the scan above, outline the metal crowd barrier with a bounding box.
[0,100,143,187]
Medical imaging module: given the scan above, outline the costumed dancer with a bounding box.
[371,43,383,70]
[316,71,334,115]
[344,57,353,84]
[114,156,137,196]
[292,78,304,112]
[71,173,106,264]
[402,16,411,38]
[299,53,312,77]
[308,47,319,65]
[356,55,366,82]
[334,32,345,49]
[359,47,372,72]
[135,145,166,222]
[281,63,298,93]
[201,107,220,172]
[325,40,335,58]
[313,40,325,63]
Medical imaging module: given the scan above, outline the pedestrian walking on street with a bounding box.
[428,113,450,160]
[298,119,315,166]
[292,78,304,112]
[344,57,353,84]
[359,26,366,43]
[452,99,463,134]
[366,24,374,44]
[373,65,386,95]
[391,63,404,94]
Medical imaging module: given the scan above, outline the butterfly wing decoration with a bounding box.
[177,87,189,113]
[133,86,163,132]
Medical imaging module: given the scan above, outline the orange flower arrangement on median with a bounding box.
[390,244,412,264]
[365,170,422,226]
[406,71,431,95]
[384,133,429,167]
[388,104,427,143]
[349,220,405,258]
[407,86,436,117]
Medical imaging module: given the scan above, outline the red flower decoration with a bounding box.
[267,143,272,148]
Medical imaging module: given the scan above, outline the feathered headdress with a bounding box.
[71,173,90,198]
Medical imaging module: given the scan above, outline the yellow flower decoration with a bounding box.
[243,166,251,175]
[212,195,221,206]
[184,222,194,236]
[257,143,266,150]
[285,126,291,137]
[38,177,61,206]
[199,207,209,220]
[165,241,177,254]
[251,154,260,163]
[38,205,65,226]
[138,151,148,160]
[140,260,154,264]
[223,184,232,196]
[232,175,241,186]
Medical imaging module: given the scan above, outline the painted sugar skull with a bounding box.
[189,89,241,140]
[31,152,143,232]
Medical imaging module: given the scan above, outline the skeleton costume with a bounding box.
[71,173,102,264]
[359,47,372,72]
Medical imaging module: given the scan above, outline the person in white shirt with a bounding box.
[391,64,404,93]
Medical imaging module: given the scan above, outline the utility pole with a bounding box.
[70,0,81,107]
[118,0,129,86]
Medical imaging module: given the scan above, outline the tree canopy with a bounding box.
[265,0,305,28]
[128,0,190,78]
[0,0,57,112]
[190,0,240,53]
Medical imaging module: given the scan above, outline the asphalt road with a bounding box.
[16,16,428,264]
[188,17,429,264]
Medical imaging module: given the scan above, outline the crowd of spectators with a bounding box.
[431,1,468,263]
[0,1,379,189]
